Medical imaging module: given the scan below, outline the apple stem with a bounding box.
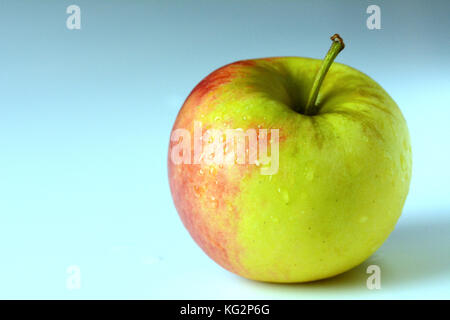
[304,34,345,115]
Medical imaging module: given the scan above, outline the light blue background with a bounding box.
[0,0,449,299]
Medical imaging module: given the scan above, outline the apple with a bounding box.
[168,34,412,282]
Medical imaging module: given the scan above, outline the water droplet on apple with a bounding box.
[400,154,406,171]
[306,170,315,181]
[193,185,202,198]
[384,152,393,161]
[270,215,279,223]
[277,188,290,204]
[210,197,219,208]
[199,169,204,175]
[282,191,290,204]
[359,216,368,223]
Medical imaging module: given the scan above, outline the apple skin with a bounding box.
[168,57,412,283]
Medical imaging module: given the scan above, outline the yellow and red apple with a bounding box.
[168,35,412,282]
